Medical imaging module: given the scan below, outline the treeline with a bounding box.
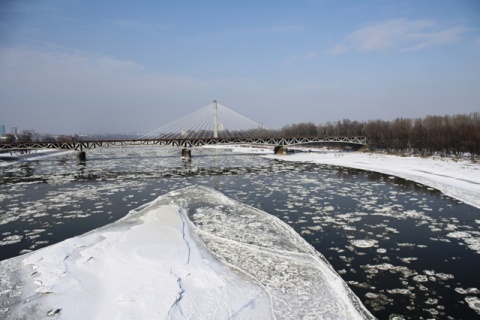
[266,113,480,157]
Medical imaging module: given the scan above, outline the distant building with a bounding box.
[0,124,5,135]
[11,127,18,135]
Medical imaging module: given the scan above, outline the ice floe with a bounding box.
[465,296,480,315]
[351,239,378,248]
[0,186,373,319]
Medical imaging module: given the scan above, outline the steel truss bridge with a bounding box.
[0,136,368,151]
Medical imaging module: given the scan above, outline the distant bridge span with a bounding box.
[0,102,370,160]
[0,136,368,151]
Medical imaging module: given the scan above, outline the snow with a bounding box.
[0,186,372,319]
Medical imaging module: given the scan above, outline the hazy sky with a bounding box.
[1,0,479,134]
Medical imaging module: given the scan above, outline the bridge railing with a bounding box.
[0,136,368,151]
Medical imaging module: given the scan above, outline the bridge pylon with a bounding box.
[213,100,218,139]
[181,148,192,161]
[77,151,86,162]
[274,146,288,155]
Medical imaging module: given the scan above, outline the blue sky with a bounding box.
[1,0,479,134]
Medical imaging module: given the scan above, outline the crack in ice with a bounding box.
[167,209,191,318]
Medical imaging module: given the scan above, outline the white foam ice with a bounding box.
[0,186,374,319]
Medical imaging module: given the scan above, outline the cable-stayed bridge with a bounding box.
[0,101,368,159]
[141,101,266,139]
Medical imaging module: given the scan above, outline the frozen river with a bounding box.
[1,146,479,319]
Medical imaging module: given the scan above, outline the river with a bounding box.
[1,146,479,319]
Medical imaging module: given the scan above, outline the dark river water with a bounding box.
[1,146,479,319]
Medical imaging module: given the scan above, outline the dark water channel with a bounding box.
[1,146,479,319]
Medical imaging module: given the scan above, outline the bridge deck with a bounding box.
[0,136,368,151]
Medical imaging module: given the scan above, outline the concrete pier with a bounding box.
[274,146,288,155]
[182,148,192,160]
[77,151,86,162]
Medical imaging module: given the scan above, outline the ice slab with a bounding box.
[0,186,373,319]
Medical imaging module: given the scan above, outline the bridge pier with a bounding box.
[182,148,192,160]
[77,151,86,162]
[274,146,288,155]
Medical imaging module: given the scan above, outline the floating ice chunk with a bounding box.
[446,231,471,238]
[413,275,429,282]
[323,206,335,212]
[424,270,435,276]
[397,243,416,247]
[464,237,480,253]
[351,239,378,248]
[455,287,480,294]
[0,215,19,226]
[403,210,429,219]
[400,257,417,264]
[0,235,23,246]
[465,297,480,315]
[308,225,323,231]
[387,288,411,295]
[435,273,454,281]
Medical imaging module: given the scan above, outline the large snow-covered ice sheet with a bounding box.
[0,193,271,319]
[172,186,373,319]
[0,186,373,319]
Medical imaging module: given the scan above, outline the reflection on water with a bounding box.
[0,146,479,319]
